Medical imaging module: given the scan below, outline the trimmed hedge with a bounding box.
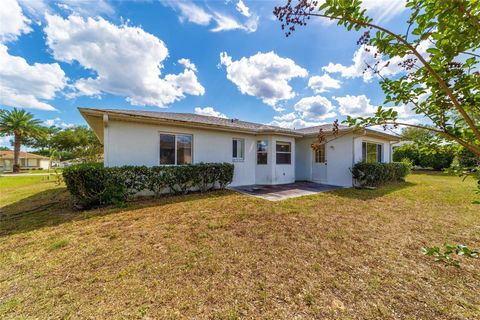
[351,161,411,187]
[63,163,234,208]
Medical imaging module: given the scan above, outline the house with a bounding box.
[0,150,51,172]
[79,108,400,187]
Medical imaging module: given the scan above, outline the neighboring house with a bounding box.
[0,151,51,172]
[79,108,399,187]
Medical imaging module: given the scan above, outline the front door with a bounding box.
[311,145,327,183]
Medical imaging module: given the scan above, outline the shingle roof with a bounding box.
[79,108,399,140]
[84,108,302,135]
[294,124,351,135]
[0,151,49,159]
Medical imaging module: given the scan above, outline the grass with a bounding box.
[0,172,479,319]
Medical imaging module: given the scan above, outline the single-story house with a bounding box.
[0,150,51,172]
[79,108,400,187]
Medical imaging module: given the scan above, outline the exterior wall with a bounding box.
[39,159,51,169]
[353,135,393,163]
[104,119,296,186]
[295,138,312,181]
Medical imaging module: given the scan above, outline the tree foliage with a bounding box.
[0,108,43,172]
[274,0,480,157]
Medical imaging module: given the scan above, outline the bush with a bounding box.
[351,161,411,187]
[457,147,480,168]
[63,162,234,209]
[393,144,455,170]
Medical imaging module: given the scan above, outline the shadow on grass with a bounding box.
[331,181,416,200]
[0,188,234,238]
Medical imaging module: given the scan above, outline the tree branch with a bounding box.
[297,11,480,142]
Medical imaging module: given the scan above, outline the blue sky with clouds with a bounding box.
[0,0,421,147]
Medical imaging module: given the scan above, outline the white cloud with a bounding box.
[219,51,308,107]
[178,58,197,72]
[269,95,336,129]
[0,44,67,111]
[44,117,75,128]
[161,0,257,33]
[294,96,336,120]
[323,42,431,82]
[0,0,31,42]
[308,74,341,93]
[236,0,251,17]
[44,14,205,107]
[0,135,13,148]
[333,94,377,117]
[194,107,227,118]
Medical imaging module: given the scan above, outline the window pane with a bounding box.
[377,144,383,162]
[238,140,244,159]
[315,145,325,163]
[277,153,291,164]
[366,143,378,162]
[362,142,367,161]
[177,135,192,164]
[257,152,267,164]
[232,139,237,158]
[276,142,291,152]
[160,134,175,165]
[257,140,268,152]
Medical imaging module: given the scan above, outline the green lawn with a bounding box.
[0,173,479,319]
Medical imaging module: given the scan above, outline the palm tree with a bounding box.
[0,108,43,173]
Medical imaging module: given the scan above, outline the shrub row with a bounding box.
[392,144,455,170]
[351,161,411,187]
[63,163,234,208]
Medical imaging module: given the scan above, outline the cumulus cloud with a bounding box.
[194,107,227,118]
[219,51,308,108]
[0,44,67,111]
[360,0,406,24]
[294,96,336,120]
[308,74,341,93]
[161,0,258,33]
[0,0,31,42]
[0,135,13,148]
[44,14,205,107]
[323,42,430,82]
[333,94,377,117]
[269,95,336,129]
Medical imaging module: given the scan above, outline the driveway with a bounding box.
[230,181,344,201]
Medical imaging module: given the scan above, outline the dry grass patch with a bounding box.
[0,172,479,319]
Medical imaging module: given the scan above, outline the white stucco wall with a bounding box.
[39,159,51,169]
[104,119,296,186]
[353,135,393,163]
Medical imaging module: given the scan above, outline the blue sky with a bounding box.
[0,0,420,147]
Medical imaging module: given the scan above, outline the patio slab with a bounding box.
[230,181,344,201]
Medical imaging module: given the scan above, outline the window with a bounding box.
[362,141,383,162]
[257,140,268,164]
[276,141,291,164]
[232,138,245,161]
[160,133,192,165]
[314,144,326,163]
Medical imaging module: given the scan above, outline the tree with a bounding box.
[50,126,103,162]
[274,0,480,157]
[0,108,44,173]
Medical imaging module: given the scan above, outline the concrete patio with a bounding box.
[230,181,344,201]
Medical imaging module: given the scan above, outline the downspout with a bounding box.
[103,113,109,166]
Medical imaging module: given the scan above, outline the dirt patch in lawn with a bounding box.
[0,173,479,319]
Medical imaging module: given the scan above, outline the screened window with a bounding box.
[257,140,268,165]
[314,144,326,163]
[232,138,245,161]
[276,141,291,164]
[362,142,383,163]
[160,134,192,165]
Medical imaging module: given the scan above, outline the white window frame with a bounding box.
[362,141,383,163]
[276,141,292,165]
[257,140,268,165]
[159,132,193,165]
[232,138,245,162]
